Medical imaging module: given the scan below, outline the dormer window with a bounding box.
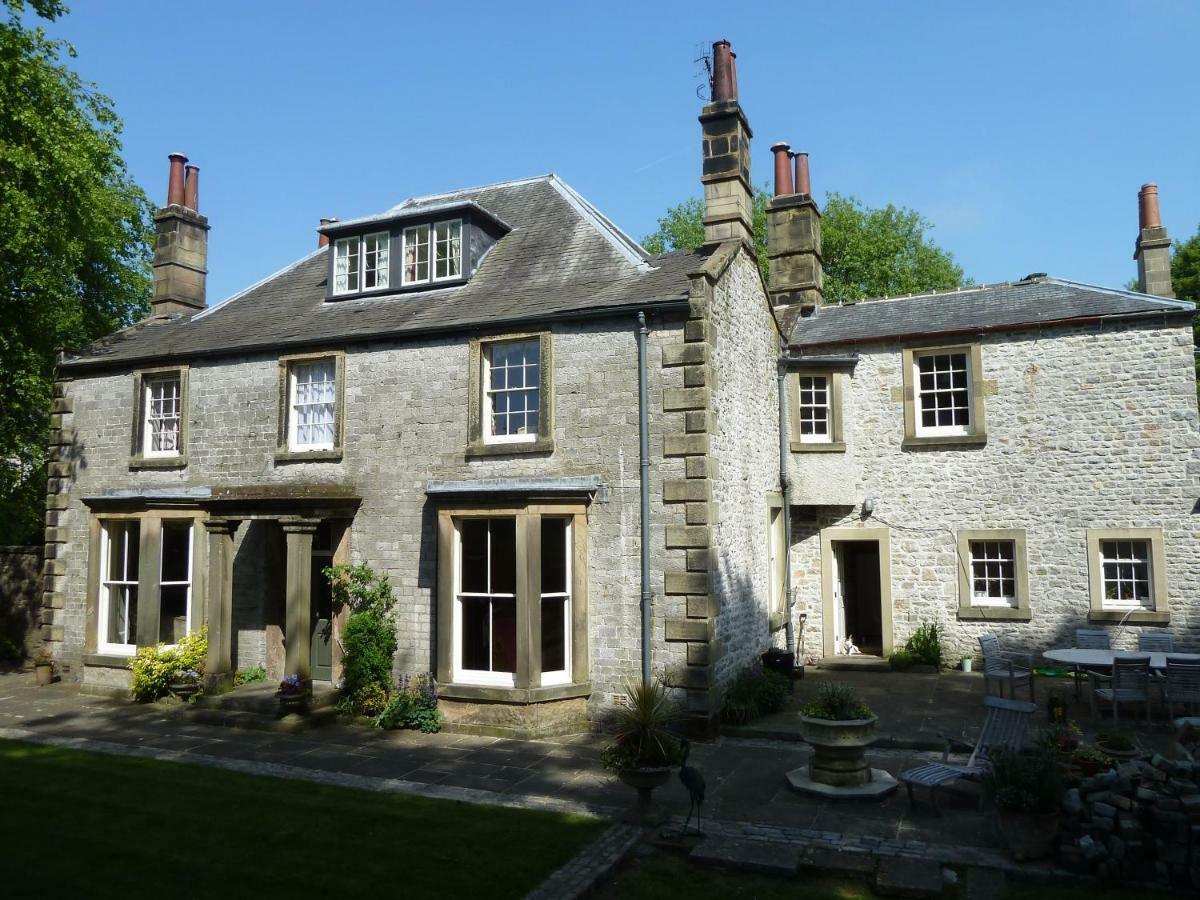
[333,231,389,295]
[402,219,462,286]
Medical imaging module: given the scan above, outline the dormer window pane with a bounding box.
[363,231,390,290]
[333,237,359,294]
[403,225,430,285]
[434,220,462,280]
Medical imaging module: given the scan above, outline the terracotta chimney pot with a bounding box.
[318,217,338,249]
[167,152,187,207]
[711,40,735,102]
[794,151,811,196]
[771,143,793,197]
[1139,183,1162,230]
[183,165,200,212]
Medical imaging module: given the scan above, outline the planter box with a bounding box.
[799,714,878,787]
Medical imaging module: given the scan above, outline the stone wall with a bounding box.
[787,319,1200,662]
[0,546,42,659]
[52,313,691,719]
[708,251,782,691]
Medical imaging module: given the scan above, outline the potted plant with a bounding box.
[1039,722,1081,759]
[960,655,973,673]
[168,668,202,702]
[798,681,876,786]
[33,648,54,686]
[988,747,1062,860]
[276,674,310,714]
[1070,745,1112,777]
[1096,732,1138,760]
[1046,691,1067,725]
[600,679,683,825]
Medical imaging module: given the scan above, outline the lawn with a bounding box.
[594,853,1174,900]
[0,738,604,899]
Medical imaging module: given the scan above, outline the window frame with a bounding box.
[436,502,589,702]
[956,529,1029,621]
[275,351,346,463]
[467,332,554,457]
[483,338,541,446]
[157,520,194,647]
[790,369,845,452]
[130,366,189,469]
[97,520,140,655]
[1086,528,1169,624]
[901,343,987,448]
[432,219,463,282]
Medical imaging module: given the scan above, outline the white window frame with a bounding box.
[913,349,973,438]
[142,374,182,458]
[332,236,360,295]
[158,521,194,647]
[539,517,572,687]
[98,521,139,655]
[361,231,390,291]
[433,219,463,282]
[483,339,540,445]
[1099,539,1154,611]
[968,539,1018,608]
[288,358,337,452]
[797,374,832,444]
[401,224,431,286]
[453,518,517,688]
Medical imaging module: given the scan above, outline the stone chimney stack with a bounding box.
[700,40,754,249]
[152,152,210,316]
[1134,183,1174,297]
[765,145,823,317]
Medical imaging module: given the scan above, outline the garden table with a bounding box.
[1043,648,1200,670]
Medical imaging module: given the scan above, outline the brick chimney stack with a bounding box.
[1134,183,1174,297]
[765,146,823,319]
[700,40,754,249]
[151,152,210,316]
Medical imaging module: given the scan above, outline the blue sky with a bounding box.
[44,0,1200,303]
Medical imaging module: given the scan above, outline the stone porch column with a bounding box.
[282,518,319,688]
[203,517,240,690]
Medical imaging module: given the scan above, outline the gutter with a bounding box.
[637,311,652,686]
[776,351,795,657]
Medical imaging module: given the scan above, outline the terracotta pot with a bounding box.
[799,714,878,787]
[996,809,1060,861]
[34,664,53,687]
[617,766,671,826]
[1097,741,1137,760]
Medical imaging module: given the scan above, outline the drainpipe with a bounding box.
[777,353,796,657]
[637,312,652,686]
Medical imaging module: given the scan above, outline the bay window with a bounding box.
[99,521,140,653]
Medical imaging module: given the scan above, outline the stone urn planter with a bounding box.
[168,681,200,702]
[617,766,672,825]
[799,714,879,787]
[996,809,1060,861]
[34,663,54,687]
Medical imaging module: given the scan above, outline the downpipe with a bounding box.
[637,311,652,686]
[777,357,796,657]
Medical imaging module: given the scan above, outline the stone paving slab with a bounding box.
[875,857,944,897]
[690,835,801,876]
[525,823,642,900]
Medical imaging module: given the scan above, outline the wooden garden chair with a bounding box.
[1073,628,1111,700]
[978,634,1035,701]
[1137,632,1174,653]
[899,695,1037,814]
[1163,656,1200,721]
[1090,653,1151,724]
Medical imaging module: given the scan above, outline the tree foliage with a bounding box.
[0,0,153,543]
[641,186,967,303]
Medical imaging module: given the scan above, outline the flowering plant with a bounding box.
[277,673,306,697]
[374,672,441,733]
[176,669,201,684]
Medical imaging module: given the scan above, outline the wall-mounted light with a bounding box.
[862,497,877,517]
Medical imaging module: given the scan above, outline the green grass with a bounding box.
[594,853,1175,900]
[0,738,604,899]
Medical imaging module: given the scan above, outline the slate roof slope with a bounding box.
[63,175,702,371]
[788,276,1194,349]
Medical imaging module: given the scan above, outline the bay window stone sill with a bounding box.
[437,681,590,704]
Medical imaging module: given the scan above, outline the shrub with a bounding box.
[721,664,789,724]
[341,610,397,700]
[601,679,682,771]
[903,621,942,667]
[324,563,396,619]
[234,665,267,686]
[889,648,915,670]
[374,673,441,733]
[801,680,873,721]
[351,683,388,717]
[988,747,1062,814]
[129,626,208,702]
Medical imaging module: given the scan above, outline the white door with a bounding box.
[832,543,847,654]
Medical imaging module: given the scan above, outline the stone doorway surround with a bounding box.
[819,526,894,660]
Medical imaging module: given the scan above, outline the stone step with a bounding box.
[818,656,893,672]
[689,836,801,877]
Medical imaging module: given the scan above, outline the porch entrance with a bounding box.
[832,541,883,656]
[310,522,335,682]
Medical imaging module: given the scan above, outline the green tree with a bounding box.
[642,186,967,303]
[0,0,153,543]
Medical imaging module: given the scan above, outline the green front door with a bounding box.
[310,523,334,682]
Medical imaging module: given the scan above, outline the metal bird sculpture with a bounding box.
[678,738,705,835]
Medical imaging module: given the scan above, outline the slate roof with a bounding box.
[788,276,1195,349]
[63,175,702,371]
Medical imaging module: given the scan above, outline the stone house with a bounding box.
[37,40,1198,735]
